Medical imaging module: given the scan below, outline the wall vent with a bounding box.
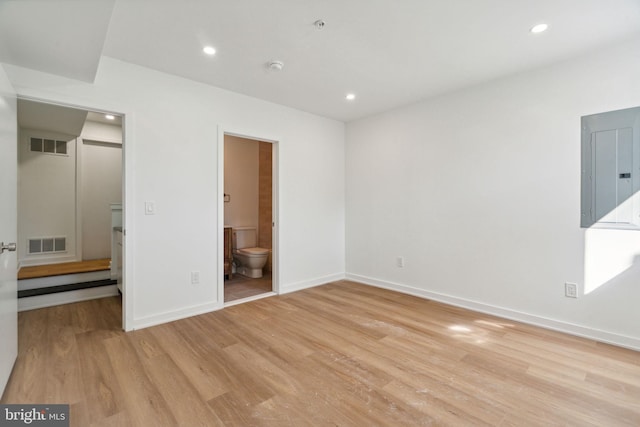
[28,237,66,254]
[30,137,67,155]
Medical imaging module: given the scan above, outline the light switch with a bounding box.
[145,201,156,215]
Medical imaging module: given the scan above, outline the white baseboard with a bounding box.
[346,273,640,352]
[18,285,119,312]
[280,272,346,295]
[132,272,346,330]
[131,300,222,331]
[19,255,79,267]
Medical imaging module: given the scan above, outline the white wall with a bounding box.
[82,119,122,143]
[80,120,122,260]
[18,129,77,266]
[346,37,640,350]
[4,57,345,329]
[224,135,258,229]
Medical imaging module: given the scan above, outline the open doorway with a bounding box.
[15,99,125,327]
[223,134,276,304]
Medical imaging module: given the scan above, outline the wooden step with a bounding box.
[18,258,110,280]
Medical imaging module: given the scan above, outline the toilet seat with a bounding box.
[236,247,269,256]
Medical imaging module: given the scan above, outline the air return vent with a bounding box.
[30,137,67,154]
[28,237,66,254]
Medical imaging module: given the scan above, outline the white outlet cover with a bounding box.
[565,282,578,298]
[191,271,200,284]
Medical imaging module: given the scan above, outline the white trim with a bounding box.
[82,138,122,147]
[346,273,640,352]
[19,254,76,267]
[271,141,280,294]
[131,301,220,330]
[217,126,225,306]
[121,111,133,332]
[224,291,276,307]
[75,134,83,261]
[18,285,119,312]
[280,272,346,294]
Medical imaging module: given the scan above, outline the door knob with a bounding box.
[1,242,16,253]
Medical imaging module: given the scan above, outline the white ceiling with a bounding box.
[18,99,88,137]
[18,100,121,137]
[1,0,640,122]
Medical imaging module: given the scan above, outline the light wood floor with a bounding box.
[2,281,639,426]
[224,273,272,302]
[18,259,111,280]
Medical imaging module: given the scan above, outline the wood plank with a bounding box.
[18,258,111,280]
[2,282,640,426]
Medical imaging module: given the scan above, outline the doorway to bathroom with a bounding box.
[222,133,276,304]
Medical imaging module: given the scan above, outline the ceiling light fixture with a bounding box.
[105,114,115,120]
[530,23,549,34]
[314,19,326,30]
[345,93,356,101]
[203,46,216,55]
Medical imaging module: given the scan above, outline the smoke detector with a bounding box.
[267,60,284,71]
[314,19,326,30]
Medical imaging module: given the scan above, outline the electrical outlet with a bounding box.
[396,256,405,268]
[565,282,578,298]
[191,271,200,285]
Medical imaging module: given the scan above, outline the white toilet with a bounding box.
[232,226,270,278]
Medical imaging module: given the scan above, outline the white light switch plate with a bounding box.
[145,201,156,215]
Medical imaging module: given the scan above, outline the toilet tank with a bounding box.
[233,227,257,249]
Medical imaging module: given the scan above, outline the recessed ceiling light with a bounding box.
[345,93,356,101]
[530,23,549,34]
[203,46,216,55]
[105,114,115,120]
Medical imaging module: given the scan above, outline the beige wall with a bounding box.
[224,135,259,229]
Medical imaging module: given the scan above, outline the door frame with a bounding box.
[16,95,133,331]
[217,126,280,305]
[0,70,17,396]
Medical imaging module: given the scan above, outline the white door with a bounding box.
[0,68,18,395]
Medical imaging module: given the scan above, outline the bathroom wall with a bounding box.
[224,135,259,230]
[258,141,273,271]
